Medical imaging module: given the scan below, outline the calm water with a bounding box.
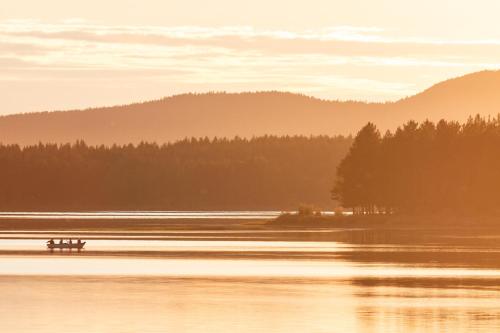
[0,210,336,220]
[1,216,500,333]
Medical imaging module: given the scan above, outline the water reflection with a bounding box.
[2,256,500,278]
[2,226,500,332]
[1,276,499,333]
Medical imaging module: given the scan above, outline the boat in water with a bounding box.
[47,241,86,250]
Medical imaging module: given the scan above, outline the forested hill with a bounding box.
[1,70,500,145]
[0,92,372,145]
[0,136,352,211]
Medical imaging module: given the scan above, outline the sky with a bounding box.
[2,0,500,114]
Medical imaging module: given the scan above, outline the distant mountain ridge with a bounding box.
[1,70,500,145]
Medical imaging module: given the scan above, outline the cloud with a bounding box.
[2,20,497,69]
[1,19,500,111]
[4,20,500,45]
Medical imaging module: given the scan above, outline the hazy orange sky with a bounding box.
[2,0,500,114]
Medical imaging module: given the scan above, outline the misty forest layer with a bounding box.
[0,136,351,211]
[333,116,500,215]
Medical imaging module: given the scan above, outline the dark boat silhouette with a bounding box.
[47,241,86,250]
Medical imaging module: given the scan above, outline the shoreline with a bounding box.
[268,213,500,230]
[1,212,500,232]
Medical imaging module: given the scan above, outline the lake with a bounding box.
[1,212,500,332]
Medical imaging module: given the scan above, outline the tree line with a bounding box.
[0,135,352,211]
[333,116,500,215]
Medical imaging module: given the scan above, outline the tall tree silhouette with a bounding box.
[333,116,500,216]
[332,123,380,214]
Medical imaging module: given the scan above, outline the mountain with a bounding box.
[1,70,499,145]
[393,70,500,121]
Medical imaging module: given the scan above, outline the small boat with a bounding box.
[47,241,86,250]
